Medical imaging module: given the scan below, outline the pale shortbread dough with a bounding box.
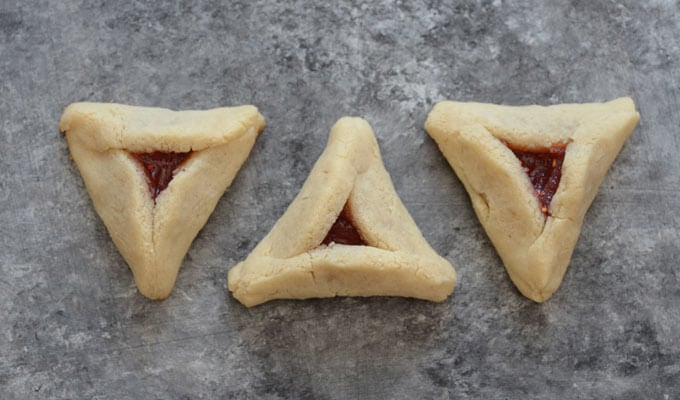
[425,97,639,302]
[228,117,457,307]
[59,102,265,300]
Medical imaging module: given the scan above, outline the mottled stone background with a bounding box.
[1,0,678,398]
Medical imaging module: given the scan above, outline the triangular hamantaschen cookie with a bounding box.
[228,117,457,307]
[60,102,265,300]
[425,97,639,302]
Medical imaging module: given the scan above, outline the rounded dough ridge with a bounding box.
[59,102,265,153]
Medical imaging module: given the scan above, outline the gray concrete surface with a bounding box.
[1,0,679,398]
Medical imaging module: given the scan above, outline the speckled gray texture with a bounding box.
[1,0,678,398]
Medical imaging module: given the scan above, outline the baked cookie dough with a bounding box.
[59,102,265,300]
[425,97,639,302]
[228,117,457,307]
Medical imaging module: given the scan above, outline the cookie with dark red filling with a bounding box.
[228,117,456,307]
[60,102,265,300]
[425,97,639,302]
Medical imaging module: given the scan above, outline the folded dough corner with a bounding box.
[425,97,640,302]
[60,102,265,300]
[228,117,457,307]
